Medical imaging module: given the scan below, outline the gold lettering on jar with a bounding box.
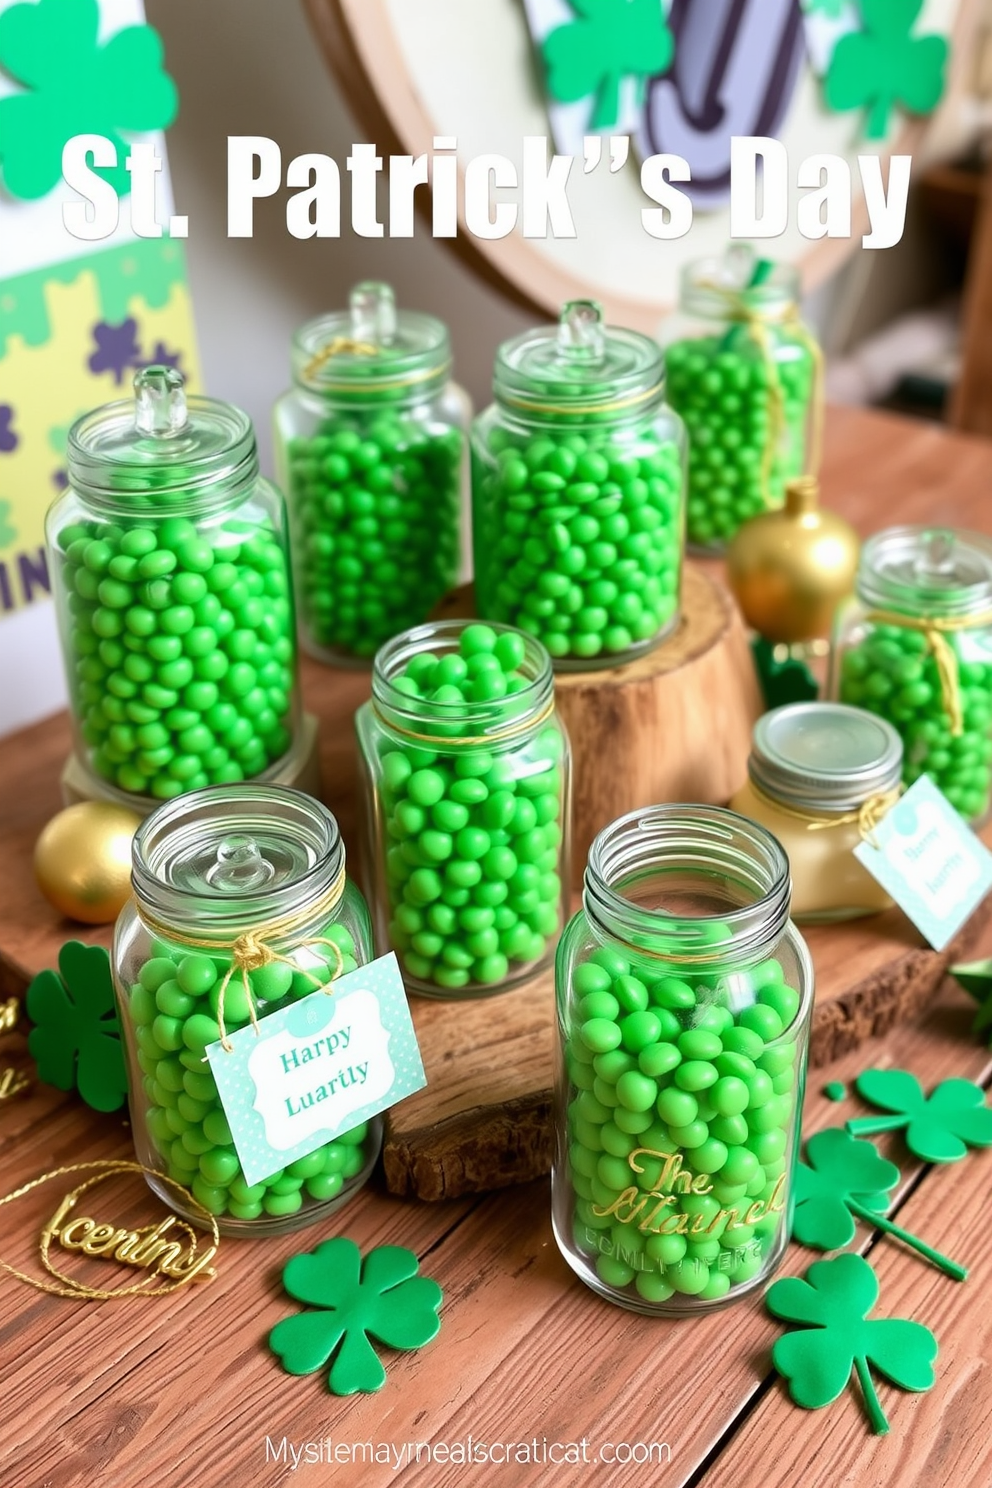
[589,1151,788,1237]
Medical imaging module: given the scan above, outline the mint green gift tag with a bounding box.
[205,953,426,1186]
[854,777,992,952]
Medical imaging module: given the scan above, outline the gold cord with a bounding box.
[749,781,902,849]
[0,997,20,1034]
[0,1161,220,1300]
[302,336,377,381]
[863,608,992,738]
[373,695,557,749]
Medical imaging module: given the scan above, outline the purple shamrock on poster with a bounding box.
[88,319,142,384]
[0,404,18,453]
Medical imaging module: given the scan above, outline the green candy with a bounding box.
[665,331,814,550]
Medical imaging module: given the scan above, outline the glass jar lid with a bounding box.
[680,246,799,322]
[749,703,903,812]
[292,281,451,397]
[856,525,992,619]
[131,785,344,938]
[67,367,257,506]
[494,300,663,415]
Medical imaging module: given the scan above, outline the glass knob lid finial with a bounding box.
[134,365,190,438]
[557,300,606,362]
[205,835,276,892]
[349,281,397,344]
[916,528,956,581]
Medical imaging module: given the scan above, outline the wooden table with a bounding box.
[3,405,992,1488]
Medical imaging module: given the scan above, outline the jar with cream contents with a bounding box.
[730,703,903,922]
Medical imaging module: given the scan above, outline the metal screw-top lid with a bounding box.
[749,703,903,812]
[67,366,257,506]
[494,300,664,414]
[857,525,992,619]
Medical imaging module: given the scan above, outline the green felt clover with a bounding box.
[794,1128,966,1281]
[0,0,177,200]
[269,1238,443,1396]
[824,0,948,140]
[542,0,673,132]
[767,1253,938,1435]
[951,959,992,1045]
[848,1069,992,1163]
[25,941,127,1113]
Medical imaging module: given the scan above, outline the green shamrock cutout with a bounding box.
[542,0,673,133]
[767,1253,938,1434]
[951,959,992,1045]
[825,0,948,140]
[269,1238,443,1395]
[752,637,819,710]
[794,1128,966,1281]
[25,941,127,1112]
[0,0,178,201]
[848,1069,992,1163]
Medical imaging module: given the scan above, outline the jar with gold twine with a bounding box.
[830,527,992,826]
[112,783,381,1236]
[730,702,904,922]
[662,248,823,553]
[356,619,571,1000]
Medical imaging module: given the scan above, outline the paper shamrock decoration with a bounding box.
[767,1253,938,1435]
[751,638,819,711]
[269,1238,443,1395]
[847,1070,992,1163]
[824,0,948,140]
[793,1128,967,1281]
[25,941,127,1113]
[950,959,992,1044]
[542,0,673,132]
[0,0,178,200]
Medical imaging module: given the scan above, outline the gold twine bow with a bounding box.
[213,930,344,1050]
[303,335,378,382]
[863,609,992,739]
[750,781,903,850]
[698,282,825,508]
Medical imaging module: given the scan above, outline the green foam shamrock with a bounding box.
[824,0,948,140]
[25,941,127,1112]
[794,1128,966,1281]
[950,959,992,1045]
[269,1238,443,1395]
[848,1069,992,1163]
[542,0,673,132]
[767,1253,938,1434]
[752,637,819,710]
[0,0,177,200]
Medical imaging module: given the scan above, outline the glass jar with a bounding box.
[730,703,903,922]
[471,300,685,669]
[46,367,301,809]
[273,281,467,664]
[662,249,820,552]
[356,619,570,998]
[831,527,992,825]
[113,783,381,1235]
[552,805,813,1315]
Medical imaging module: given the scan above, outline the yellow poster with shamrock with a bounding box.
[0,0,199,731]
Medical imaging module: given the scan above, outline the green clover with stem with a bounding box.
[543,0,674,133]
[767,1253,938,1435]
[951,959,992,1045]
[847,1069,992,1163]
[26,941,127,1113]
[269,1238,443,1395]
[0,0,177,201]
[825,0,948,140]
[794,1128,966,1281]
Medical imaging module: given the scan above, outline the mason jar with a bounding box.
[113,784,381,1235]
[471,300,685,669]
[730,703,903,922]
[46,367,301,809]
[273,281,467,663]
[356,619,570,998]
[552,805,813,1315]
[662,250,820,552]
[831,526,992,825]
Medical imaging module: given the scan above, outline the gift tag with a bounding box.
[854,777,992,951]
[205,954,426,1187]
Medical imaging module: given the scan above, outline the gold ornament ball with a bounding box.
[34,802,142,925]
[727,477,861,644]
